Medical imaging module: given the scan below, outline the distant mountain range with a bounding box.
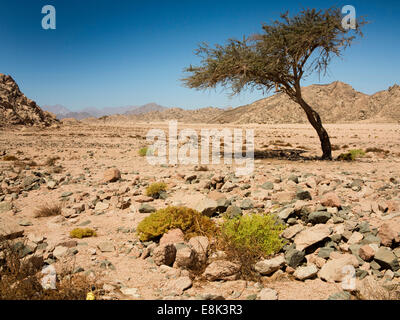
[38,81,400,124]
[42,103,167,120]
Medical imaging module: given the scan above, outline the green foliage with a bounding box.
[70,228,97,239]
[139,147,150,157]
[136,206,217,241]
[145,182,167,198]
[221,213,286,257]
[337,149,366,161]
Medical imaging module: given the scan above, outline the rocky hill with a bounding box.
[210,81,400,124]
[93,81,399,124]
[0,74,58,127]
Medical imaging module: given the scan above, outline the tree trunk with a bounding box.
[297,98,332,160]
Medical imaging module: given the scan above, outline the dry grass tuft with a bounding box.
[34,203,62,218]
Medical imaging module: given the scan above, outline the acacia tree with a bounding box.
[182,8,365,160]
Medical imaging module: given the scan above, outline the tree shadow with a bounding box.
[225,148,316,161]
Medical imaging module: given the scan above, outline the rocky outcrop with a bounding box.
[0,74,58,127]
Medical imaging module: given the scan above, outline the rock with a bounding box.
[278,207,295,220]
[374,247,400,271]
[120,287,141,298]
[174,245,195,269]
[164,276,192,295]
[153,244,177,266]
[318,247,335,259]
[188,236,209,264]
[255,255,286,275]
[285,249,305,268]
[240,199,253,210]
[257,288,278,300]
[347,232,364,245]
[103,168,121,183]
[288,175,299,184]
[261,182,274,190]
[193,197,220,217]
[53,246,69,259]
[308,211,331,224]
[294,264,319,280]
[159,229,185,246]
[318,254,359,283]
[378,222,399,247]
[225,205,242,219]
[296,190,312,201]
[272,191,296,203]
[221,182,236,192]
[0,201,13,213]
[0,216,24,239]
[320,193,341,208]
[95,202,109,212]
[294,224,332,251]
[327,291,351,300]
[281,224,304,240]
[139,203,156,213]
[97,242,115,253]
[19,220,32,226]
[203,260,240,281]
[47,180,57,189]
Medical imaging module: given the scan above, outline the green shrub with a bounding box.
[221,213,286,257]
[145,182,167,198]
[337,149,366,161]
[138,147,150,157]
[70,228,97,239]
[136,206,217,241]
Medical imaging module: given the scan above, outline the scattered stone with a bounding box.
[320,193,341,208]
[0,201,13,213]
[53,246,68,259]
[296,190,312,201]
[164,276,192,295]
[174,245,195,269]
[308,211,331,224]
[203,260,240,281]
[374,247,400,271]
[318,254,359,283]
[139,203,156,213]
[160,229,185,246]
[103,168,121,183]
[285,249,305,268]
[255,255,286,276]
[225,205,242,219]
[97,242,115,253]
[294,224,332,251]
[378,222,399,247]
[294,264,319,281]
[153,244,177,266]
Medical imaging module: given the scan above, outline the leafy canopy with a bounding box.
[182,7,365,100]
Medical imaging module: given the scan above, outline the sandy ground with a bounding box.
[0,122,399,300]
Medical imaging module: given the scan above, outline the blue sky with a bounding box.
[1,0,399,111]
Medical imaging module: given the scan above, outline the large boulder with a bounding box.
[318,254,359,283]
[294,224,332,251]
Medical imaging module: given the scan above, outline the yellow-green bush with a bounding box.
[145,182,167,198]
[70,228,97,239]
[337,149,366,161]
[138,147,149,157]
[136,206,217,241]
[221,213,286,257]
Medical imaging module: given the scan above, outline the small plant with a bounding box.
[70,228,97,239]
[145,182,167,198]
[3,155,18,161]
[34,203,62,218]
[136,206,217,241]
[138,147,150,157]
[221,213,286,257]
[0,239,100,300]
[218,213,286,280]
[337,149,366,161]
